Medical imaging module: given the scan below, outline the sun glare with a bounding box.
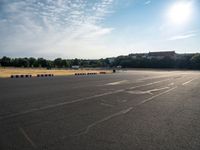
[167,1,193,25]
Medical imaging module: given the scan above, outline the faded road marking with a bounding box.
[0,89,123,120]
[137,87,177,105]
[73,107,133,136]
[127,90,153,95]
[127,87,170,95]
[106,80,128,85]
[0,78,172,120]
[129,78,170,89]
[168,83,174,86]
[19,127,37,148]
[182,78,197,86]
[138,75,181,81]
[73,87,177,136]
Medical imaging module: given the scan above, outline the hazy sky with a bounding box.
[0,0,200,59]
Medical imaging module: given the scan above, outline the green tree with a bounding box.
[72,58,79,66]
[54,58,63,68]
[37,58,47,67]
[191,53,200,69]
[17,58,29,67]
[62,59,70,68]
[29,57,36,67]
[1,56,11,66]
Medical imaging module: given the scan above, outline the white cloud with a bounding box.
[0,0,115,58]
[168,33,196,40]
[145,0,151,5]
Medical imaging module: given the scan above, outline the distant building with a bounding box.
[71,65,80,69]
[147,51,177,59]
[117,65,122,69]
[129,53,148,59]
[128,51,177,60]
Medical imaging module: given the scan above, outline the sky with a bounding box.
[0,0,200,59]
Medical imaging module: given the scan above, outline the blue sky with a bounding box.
[0,0,199,59]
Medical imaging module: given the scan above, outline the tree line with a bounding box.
[0,57,111,68]
[112,53,200,69]
[1,53,200,69]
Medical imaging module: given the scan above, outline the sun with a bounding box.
[167,1,193,25]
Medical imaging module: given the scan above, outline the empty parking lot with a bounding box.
[0,70,200,150]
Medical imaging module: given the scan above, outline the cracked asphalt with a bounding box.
[0,70,200,150]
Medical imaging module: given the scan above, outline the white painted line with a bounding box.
[129,78,171,89]
[97,80,143,87]
[148,87,170,92]
[127,87,170,95]
[73,107,133,136]
[73,86,177,136]
[106,80,128,85]
[137,87,177,105]
[138,75,181,81]
[0,78,171,120]
[19,127,37,148]
[127,90,152,95]
[182,78,197,86]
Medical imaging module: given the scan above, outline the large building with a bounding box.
[147,51,177,59]
[129,51,177,59]
[129,53,148,59]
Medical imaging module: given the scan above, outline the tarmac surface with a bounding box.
[0,70,200,150]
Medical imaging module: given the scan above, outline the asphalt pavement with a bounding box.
[0,70,200,150]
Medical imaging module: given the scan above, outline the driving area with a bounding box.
[0,70,200,150]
